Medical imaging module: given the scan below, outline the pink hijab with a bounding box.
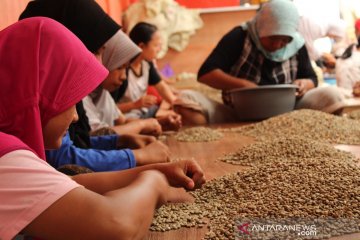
[0,17,108,160]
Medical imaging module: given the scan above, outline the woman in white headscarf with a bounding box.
[298,15,346,66]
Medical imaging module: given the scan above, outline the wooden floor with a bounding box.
[145,124,360,240]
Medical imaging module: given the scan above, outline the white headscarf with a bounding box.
[102,30,141,71]
[298,15,346,60]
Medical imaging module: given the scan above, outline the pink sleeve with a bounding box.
[0,150,82,240]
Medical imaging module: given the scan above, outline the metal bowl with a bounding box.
[228,84,298,121]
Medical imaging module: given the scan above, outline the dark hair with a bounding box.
[129,22,158,45]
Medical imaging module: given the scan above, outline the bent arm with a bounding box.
[198,69,257,90]
[46,133,136,171]
[293,46,318,96]
[111,118,161,136]
[118,101,139,113]
[197,27,257,90]
[24,171,168,240]
[154,80,177,104]
[295,45,318,87]
[72,159,205,194]
[1,150,166,240]
[72,157,170,194]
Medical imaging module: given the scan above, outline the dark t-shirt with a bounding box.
[198,26,318,86]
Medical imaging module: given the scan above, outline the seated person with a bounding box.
[0,17,205,240]
[111,22,182,129]
[20,0,170,171]
[178,0,345,124]
[83,30,165,137]
[115,22,214,126]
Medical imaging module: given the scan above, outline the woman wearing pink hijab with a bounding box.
[0,17,205,240]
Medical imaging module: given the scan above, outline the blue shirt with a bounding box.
[46,132,136,171]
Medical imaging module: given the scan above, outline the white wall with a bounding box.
[293,0,340,20]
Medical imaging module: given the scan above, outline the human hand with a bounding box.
[133,140,170,165]
[139,118,163,137]
[353,81,360,97]
[293,79,314,97]
[157,112,182,131]
[222,80,258,106]
[117,133,156,149]
[136,95,158,108]
[159,159,206,190]
[322,53,336,69]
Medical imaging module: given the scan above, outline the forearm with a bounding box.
[118,101,139,113]
[198,69,257,90]
[25,171,167,240]
[48,142,135,172]
[294,79,316,97]
[72,162,169,194]
[111,121,142,135]
[111,120,151,135]
[101,171,167,239]
[155,81,177,104]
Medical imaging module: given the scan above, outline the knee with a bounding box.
[296,86,345,113]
